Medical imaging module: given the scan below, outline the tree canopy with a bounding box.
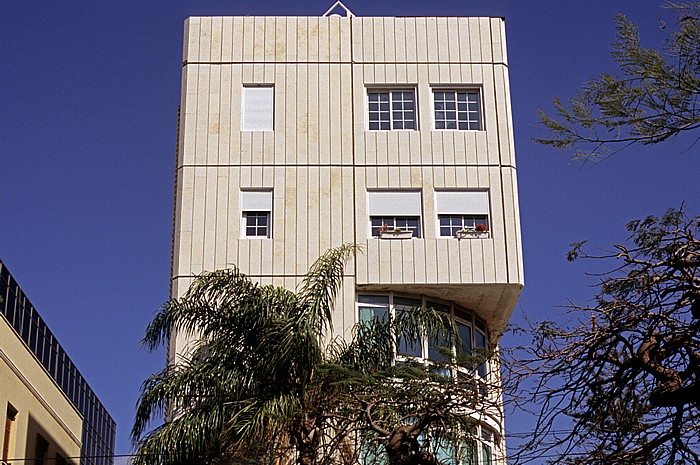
[508,209,700,465]
[536,2,700,159]
[132,245,500,465]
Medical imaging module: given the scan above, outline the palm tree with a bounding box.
[132,244,359,465]
[132,244,485,465]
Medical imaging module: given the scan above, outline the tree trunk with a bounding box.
[383,425,440,465]
[292,418,320,465]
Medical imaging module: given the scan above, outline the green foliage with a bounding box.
[510,208,700,465]
[133,245,491,465]
[535,3,700,158]
[132,244,356,465]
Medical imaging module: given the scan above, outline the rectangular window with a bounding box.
[357,295,389,326]
[35,434,48,465]
[370,217,421,238]
[240,190,272,238]
[241,86,274,131]
[433,90,481,130]
[368,90,416,130]
[367,191,422,238]
[394,297,423,358]
[243,212,269,237]
[439,215,489,237]
[481,430,493,465]
[435,191,490,238]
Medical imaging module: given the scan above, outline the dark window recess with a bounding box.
[244,211,270,237]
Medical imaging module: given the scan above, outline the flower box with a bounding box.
[379,229,414,239]
[455,229,489,239]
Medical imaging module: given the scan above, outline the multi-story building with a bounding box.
[171,6,523,463]
[0,261,116,465]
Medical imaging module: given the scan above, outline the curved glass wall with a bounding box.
[356,292,499,465]
[356,293,490,385]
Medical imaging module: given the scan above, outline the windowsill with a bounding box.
[241,237,272,240]
[366,129,418,132]
[378,230,415,239]
[454,231,489,239]
[432,129,484,132]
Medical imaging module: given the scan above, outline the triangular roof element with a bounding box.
[322,1,355,17]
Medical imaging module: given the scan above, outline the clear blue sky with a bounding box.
[2,0,698,461]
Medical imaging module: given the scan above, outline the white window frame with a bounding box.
[241,85,274,131]
[435,190,490,238]
[366,88,417,131]
[240,190,273,238]
[432,88,482,131]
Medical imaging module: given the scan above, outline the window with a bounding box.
[394,297,423,357]
[435,191,490,238]
[481,429,494,465]
[240,190,272,238]
[367,191,422,238]
[35,434,48,465]
[433,90,481,130]
[439,215,489,237]
[355,293,490,381]
[358,294,390,325]
[436,427,495,465]
[370,217,421,238]
[368,90,416,130]
[241,86,274,131]
[243,212,269,237]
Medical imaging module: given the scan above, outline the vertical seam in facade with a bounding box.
[350,16,358,307]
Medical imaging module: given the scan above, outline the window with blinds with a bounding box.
[435,191,490,237]
[367,191,422,238]
[240,190,273,238]
[241,86,274,131]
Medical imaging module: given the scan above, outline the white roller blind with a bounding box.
[367,191,422,216]
[242,86,274,131]
[435,191,489,214]
[241,190,272,211]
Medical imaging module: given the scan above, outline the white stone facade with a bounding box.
[171,14,524,464]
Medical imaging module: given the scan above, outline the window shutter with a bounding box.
[435,191,489,214]
[241,190,272,211]
[242,86,273,131]
[367,191,422,216]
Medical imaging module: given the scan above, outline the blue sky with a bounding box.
[2,0,699,461]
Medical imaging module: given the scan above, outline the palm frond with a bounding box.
[297,243,357,336]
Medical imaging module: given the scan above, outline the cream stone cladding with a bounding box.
[171,15,523,354]
[0,317,82,465]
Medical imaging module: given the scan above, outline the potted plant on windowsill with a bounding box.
[455,224,489,239]
[379,224,413,239]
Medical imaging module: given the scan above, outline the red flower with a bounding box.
[475,224,488,232]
